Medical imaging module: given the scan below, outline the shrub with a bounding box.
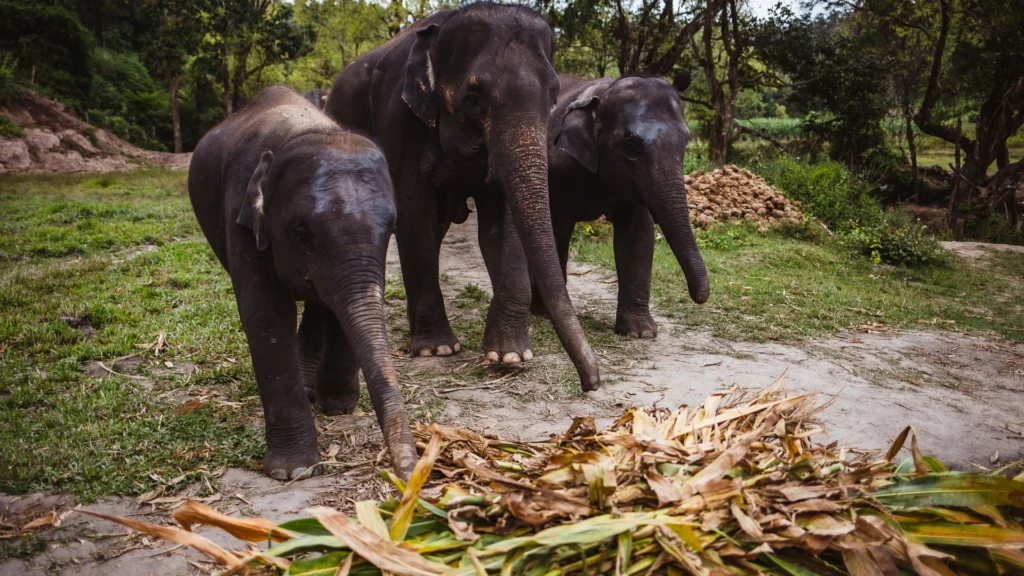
[748,154,948,267]
[844,210,950,267]
[0,52,16,105]
[0,114,23,138]
[750,154,880,232]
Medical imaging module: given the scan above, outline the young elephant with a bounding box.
[188,86,417,481]
[532,75,710,337]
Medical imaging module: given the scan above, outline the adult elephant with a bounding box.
[530,75,709,337]
[325,3,600,390]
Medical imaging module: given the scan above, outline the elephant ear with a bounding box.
[554,95,600,173]
[236,151,274,252]
[402,23,440,127]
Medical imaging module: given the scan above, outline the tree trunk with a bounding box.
[905,113,919,201]
[169,75,183,154]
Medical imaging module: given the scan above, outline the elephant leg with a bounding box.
[315,311,362,415]
[530,217,573,317]
[395,184,459,357]
[298,303,326,403]
[478,196,533,364]
[612,204,658,339]
[231,267,320,481]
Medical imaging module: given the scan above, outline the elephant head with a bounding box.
[401,5,599,389]
[236,143,418,478]
[553,76,710,305]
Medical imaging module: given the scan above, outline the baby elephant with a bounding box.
[188,86,417,480]
[533,75,710,337]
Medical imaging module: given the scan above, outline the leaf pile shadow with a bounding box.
[89,383,1024,575]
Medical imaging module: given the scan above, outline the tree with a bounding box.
[205,0,312,116]
[539,0,726,79]
[141,0,207,153]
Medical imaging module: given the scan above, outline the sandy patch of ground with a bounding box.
[941,240,1024,259]
[3,212,1022,575]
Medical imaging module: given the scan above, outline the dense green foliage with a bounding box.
[745,154,949,266]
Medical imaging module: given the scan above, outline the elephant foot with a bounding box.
[263,434,322,481]
[410,329,461,358]
[482,321,533,366]
[615,311,658,339]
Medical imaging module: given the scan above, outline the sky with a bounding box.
[745,0,807,18]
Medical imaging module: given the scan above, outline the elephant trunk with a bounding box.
[324,250,417,479]
[649,166,710,304]
[492,111,600,391]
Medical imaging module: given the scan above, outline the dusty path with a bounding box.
[3,213,1023,575]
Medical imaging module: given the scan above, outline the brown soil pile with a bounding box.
[0,89,190,174]
[686,165,803,229]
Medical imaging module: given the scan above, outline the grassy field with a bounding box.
[0,170,263,499]
[1,168,1022,500]
[574,220,1024,342]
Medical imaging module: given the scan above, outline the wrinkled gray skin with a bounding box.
[188,86,417,481]
[325,3,600,390]
[303,89,328,110]
[529,76,709,336]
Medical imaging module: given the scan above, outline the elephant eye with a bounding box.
[294,225,313,250]
[463,91,483,116]
[623,136,644,160]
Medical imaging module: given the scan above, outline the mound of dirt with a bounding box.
[685,165,803,229]
[0,89,190,174]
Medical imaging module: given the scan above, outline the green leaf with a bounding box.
[765,554,826,576]
[265,535,347,558]
[283,551,349,576]
[875,472,1024,509]
[277,518,331,537]
[902,522,1024,548]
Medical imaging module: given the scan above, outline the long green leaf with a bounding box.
[876,473,1024,509]
[902,522,1024,548]
[266,535,347,558]
[766,554,826,576]
[278,518,331,536]
[283,551,349,576]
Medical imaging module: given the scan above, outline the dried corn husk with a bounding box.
[95,384,1024,575]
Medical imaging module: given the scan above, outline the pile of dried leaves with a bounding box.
[87,385,1024,575]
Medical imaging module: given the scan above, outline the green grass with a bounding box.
[0,169,264,499]
[574,220,1024,342]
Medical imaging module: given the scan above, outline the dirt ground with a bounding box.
[3,213,1023,575]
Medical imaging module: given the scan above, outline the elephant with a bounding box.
[324,3,600,390]
[529,75,710,337]
[188,86,417,481]
[303,89,328,110]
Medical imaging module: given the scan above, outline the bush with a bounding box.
[749,154,880,232]
[844,210,950,267]
[0,114,23,138]
[747,153,948,267]
[0,52,16,105]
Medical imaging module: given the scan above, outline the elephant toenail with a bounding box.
[522,349,533,361]
[290,467,307,479]
[269,469,288,481]
[502,352,521,365]
[436,345,452,356]
[417,348,434,357]
[486,351,499,362]
[453,342,461,352]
